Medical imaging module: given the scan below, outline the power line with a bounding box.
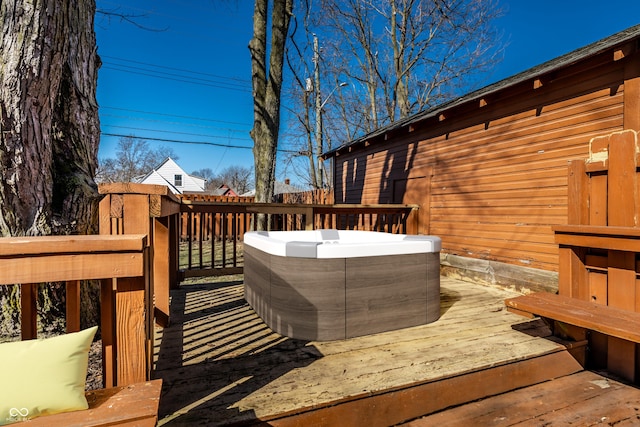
[100,132,300,154]
[102,63,248,89]
[101,114,250,134]
[102,55,250,85]
[101,132,251,149]
[102,61,249,90]
[101,124,251,140]
[100,106,252,127]
[102,65,252,92]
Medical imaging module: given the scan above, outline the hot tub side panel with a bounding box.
[426,252,441,323]
[244,245,271,321]
[270,255,346,341]
[345,253,438,338]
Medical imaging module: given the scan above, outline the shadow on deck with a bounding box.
[152,276,579,426]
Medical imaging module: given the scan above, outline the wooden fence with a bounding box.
[275,188,335,204]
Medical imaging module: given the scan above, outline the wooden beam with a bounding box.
[98,182,179,200]
[0,234,147,256]
[614,42,637,61]
[0,252,146,284]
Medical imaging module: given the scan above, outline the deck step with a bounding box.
[261,350,583,427]
[401,370,640,426]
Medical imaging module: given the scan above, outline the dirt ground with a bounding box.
[86,339,103,390]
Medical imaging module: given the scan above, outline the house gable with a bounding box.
[139,157,205,194]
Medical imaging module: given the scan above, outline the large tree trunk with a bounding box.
[249,0,292,229]
[0,0,100,335]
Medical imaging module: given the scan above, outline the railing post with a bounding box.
[99,183,181,325]
[305,206,314,230]
[406,206,420,235]
[98,183,181,384]
[154,216,171,327]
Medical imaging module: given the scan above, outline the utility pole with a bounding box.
[313,34,323,189]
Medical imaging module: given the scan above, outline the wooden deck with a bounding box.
[402,370,640,426]
[153,276,578,426]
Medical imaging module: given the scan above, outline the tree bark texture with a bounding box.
[0,0,101,334]
[249,0,293,229]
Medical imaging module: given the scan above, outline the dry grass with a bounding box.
[179,239,244,270]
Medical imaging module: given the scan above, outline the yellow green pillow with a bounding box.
[0,326,97,425]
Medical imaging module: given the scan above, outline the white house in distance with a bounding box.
[138,157,206,194]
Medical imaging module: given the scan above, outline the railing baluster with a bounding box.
[20,283,38,340]
[210,212,215,269]
[199,212,204,269]
[66,280,81,333]
[222,213,227,267]
[233,213,238,267]
[187,211,193,270]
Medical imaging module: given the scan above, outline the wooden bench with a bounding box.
[505,292,640,343]
[18,379,162,426]
[0,234,163,425]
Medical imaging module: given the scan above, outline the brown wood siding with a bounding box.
[335,60,630,272]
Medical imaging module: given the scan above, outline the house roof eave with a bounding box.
[322,23,640,160]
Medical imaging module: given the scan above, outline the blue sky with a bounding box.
[95,1,640,181]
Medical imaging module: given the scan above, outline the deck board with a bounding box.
[153,276,565,426]
[402,370,640,426]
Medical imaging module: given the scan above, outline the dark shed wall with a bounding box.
[333,52,639,273]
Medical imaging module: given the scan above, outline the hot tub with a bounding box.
[243,229,441,341]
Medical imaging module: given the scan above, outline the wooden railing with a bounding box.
[0,234,151,388]
[99,183,181,327]
[179,200,419,279]
[97,183,419,280]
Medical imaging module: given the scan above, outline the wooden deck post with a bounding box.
[99,183,181,328]
[605,131,638,381]
[98,183,181,385]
